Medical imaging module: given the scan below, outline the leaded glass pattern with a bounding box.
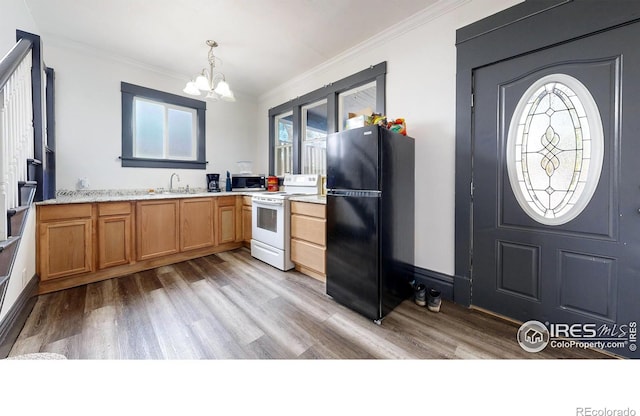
[506,74,604,226]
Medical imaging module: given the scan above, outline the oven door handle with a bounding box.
[253,200,284,206]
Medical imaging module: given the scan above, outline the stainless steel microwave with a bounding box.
[231,174,266,191]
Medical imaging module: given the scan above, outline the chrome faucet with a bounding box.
[170,173,180,192]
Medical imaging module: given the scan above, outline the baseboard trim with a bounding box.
[0,274,39,358]
[412,266,454,302]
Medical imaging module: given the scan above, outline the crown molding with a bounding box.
[258,0,471,104]
[40,33,255,99]
[41,32,189,81]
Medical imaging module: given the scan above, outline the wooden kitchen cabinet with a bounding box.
[38,203,94,281]
[36,195,246,295]
[180,197,215,251]
[97,202,133,269]
[215,196,237,245]
[290,201,326,281]
[136,199,180,261]
[242,195,252,247]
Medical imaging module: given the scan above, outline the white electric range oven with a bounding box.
[251,174,320,271]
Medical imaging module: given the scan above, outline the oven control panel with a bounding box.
[252,195,285,205]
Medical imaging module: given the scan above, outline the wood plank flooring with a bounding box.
[9,248,611,359]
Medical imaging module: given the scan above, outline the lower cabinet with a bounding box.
[97,202,133,269]
[216,196,237,245]
[36,195,245,293]
[290,201,326,281]
[38,204,94,281]
[180,197,215,251]
[242,196,252,247]
[136,199,180,261]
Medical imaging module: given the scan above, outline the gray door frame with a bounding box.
[454,0,640,305]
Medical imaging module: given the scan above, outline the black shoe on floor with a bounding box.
[427,288,441,312]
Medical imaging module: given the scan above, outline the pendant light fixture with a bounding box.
[183,40,236,102]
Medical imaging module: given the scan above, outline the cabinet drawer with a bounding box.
[291,201,325,219]
[291,214,325,246]
[217,196,237,207]
[291,239,325,274]
[242,196,253,206]
[39,203,92,221]
[98,202,131,216]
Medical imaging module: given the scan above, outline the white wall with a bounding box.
[44,39,258,192]
[256,0,522,276]
[0,0,38,56]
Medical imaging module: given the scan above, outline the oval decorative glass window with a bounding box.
[506,74,604,226]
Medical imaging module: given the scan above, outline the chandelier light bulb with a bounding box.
[221,89,236,102]
[195,73,210,91]
[213,79,231,97]
[183,81,200,96]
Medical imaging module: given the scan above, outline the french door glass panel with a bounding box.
[301,99,327,175]
[274,111,293,176]
[338,81,376,131]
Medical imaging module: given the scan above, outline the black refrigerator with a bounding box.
[326,125,415,322]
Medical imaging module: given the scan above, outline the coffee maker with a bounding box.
[206,173,221,192]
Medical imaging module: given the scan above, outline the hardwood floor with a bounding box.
[9,248,611,359]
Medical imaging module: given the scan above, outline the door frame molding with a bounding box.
[454,0,640,305]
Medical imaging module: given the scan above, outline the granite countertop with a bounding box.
[288,195,327,205]
[36,189,259,205]
[36,188,327,206]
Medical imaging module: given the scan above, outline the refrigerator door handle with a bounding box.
[327,189,382,197]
